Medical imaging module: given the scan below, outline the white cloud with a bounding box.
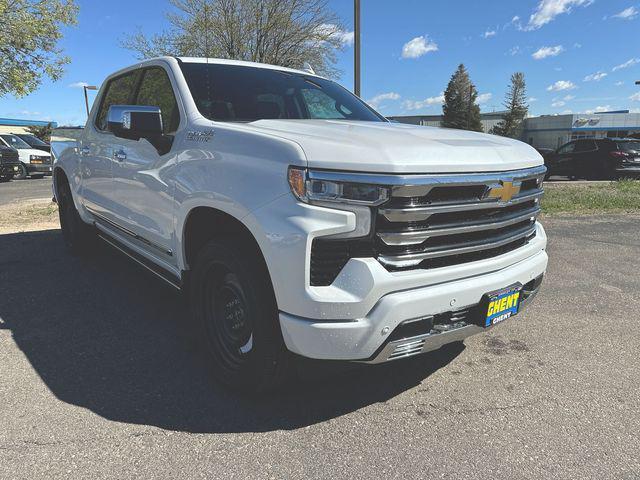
[585,105,611,114]
[68,82,90,88]
[477,93,493,104]
[631,93,640,102]
[532,45,564,59]
[563,94,575,101]
[552,100,566,107]
[402,93,445,111]
[525,0,594,30]
[509,46,521,56]
[615,81,625,86]
[316,24,354,46]
[583,72,608,82]
[547,80,577,91]
[612,58,640,71]
[612,6,638,20]
[561,109,574,114]
[367,92,401,109]
[528,97,538,103]
[401,35,438,59]
[483,30,497,38]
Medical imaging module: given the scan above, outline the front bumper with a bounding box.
[27,163,53,174]
[0,163,20,176]
[279,247,547,361]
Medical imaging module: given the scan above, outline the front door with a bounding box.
[109,66,182,263]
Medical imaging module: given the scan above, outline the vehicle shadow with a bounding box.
[0,229,464,434]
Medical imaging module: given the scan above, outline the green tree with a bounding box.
[26,123,54,142]
[122,0,348,78]
[491,72,529,138]
[0,0,78,98]
[441,64,483,132]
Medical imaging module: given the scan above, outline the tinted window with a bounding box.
[17,134,48,147]
[0,134,31,149]
[617,141,640,152]
[179,63,384,122]
[135,67,180,134]
[95,71,140,131]
[575,140,597,152]
[557,142,575,154]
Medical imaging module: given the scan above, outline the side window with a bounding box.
[135,67,180,135]
[95,71,140,131]
[557,142,575,154]
[575,140,596,153]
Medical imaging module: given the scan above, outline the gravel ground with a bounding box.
[0,215,639,479]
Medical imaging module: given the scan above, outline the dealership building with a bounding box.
[0,117,58,135]
[389,110,640,150]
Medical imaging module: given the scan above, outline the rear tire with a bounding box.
[189,238,290,393]
[57,178,96,255]
[0,176,11,183]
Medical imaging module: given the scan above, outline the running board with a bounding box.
[97,233,182,291]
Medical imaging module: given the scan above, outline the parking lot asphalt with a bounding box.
[1,215,639,479]
[0,177,53,206]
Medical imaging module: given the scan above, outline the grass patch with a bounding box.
[0,199,59,233]
[542,179,640,214]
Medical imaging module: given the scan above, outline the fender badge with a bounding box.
[186,130,214,143]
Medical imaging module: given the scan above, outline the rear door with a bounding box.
[572,140,599,178]
[81,70,141,219]
[551,141,576,176]
[108,65,182,265]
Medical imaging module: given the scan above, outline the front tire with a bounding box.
[57,179,96,254]
[189,238,290,392]
[14,163,27,180]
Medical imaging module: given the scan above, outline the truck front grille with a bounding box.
[309,166,546,286]
[0,149,19,164]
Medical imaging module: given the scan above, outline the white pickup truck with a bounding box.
[54,57,547,391]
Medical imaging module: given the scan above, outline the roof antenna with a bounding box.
[302,62,315,75]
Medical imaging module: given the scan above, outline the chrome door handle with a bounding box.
[113,150,127,162]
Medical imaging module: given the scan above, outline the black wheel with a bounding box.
[0,176,11,183]
[31,174,45,180]
[190,238,290,392]
[14,164,27,180]
[57,178,96,254]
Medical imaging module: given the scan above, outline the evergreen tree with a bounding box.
[441,64,483,132]
[491,72,529,138]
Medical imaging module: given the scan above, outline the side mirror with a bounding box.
[107,105,163,140]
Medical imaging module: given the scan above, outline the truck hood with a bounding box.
[247,120,542,174]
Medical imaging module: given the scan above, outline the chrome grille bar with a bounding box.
[378,224,537,269]
[378,205,541,246]
[379,189,543,223]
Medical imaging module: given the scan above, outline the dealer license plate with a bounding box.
[484,285,522,327]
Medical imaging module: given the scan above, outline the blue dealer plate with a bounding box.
[484,286,522,327]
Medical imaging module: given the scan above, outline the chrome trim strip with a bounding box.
[307,165,547,187]
[363,324,484,364]
[377,206,540,246]
[86,206,173,257]
[378,224,536,268]
[379,189,543,223]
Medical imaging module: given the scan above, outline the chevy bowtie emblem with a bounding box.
[488,181,521,202]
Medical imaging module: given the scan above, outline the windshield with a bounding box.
[17,134,48,147]
[179,63,385,123]
[617,141,640,152]
[0,134,31,149]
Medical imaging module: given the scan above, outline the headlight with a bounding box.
[288,167,389,206]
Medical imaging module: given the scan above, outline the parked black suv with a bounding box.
[0,145,21,182]
[543,138,640,180]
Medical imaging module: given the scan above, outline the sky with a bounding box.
[1,0,640,126]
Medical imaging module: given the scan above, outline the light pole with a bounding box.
[83,85,98,116]
[354,0,361,97]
